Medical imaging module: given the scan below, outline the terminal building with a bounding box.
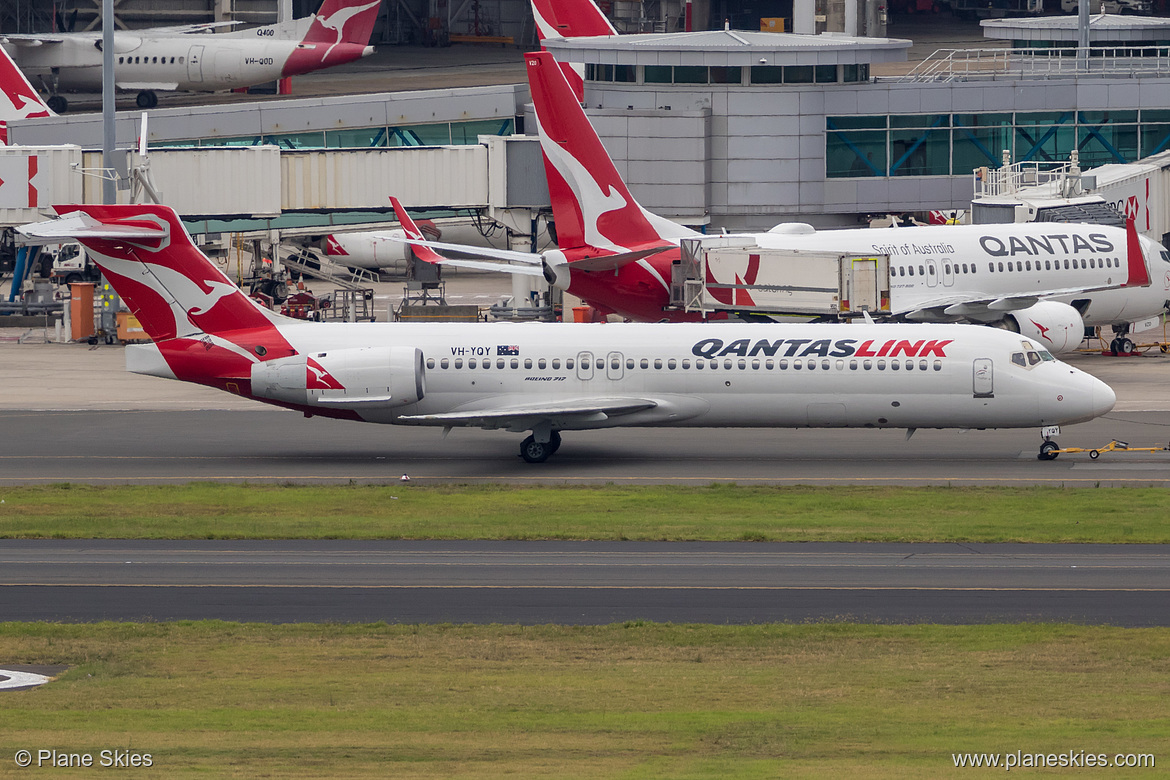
[10,14,1170,236]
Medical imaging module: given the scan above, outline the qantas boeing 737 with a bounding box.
[0,0,380,113]
[404,50,1170,355]
[19,204,1114,463]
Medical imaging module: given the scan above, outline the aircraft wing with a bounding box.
[379,234,543,264]
[399,397,658,430]
[116,81,180,90]
[138,22,242,34]
[423,257,545,276]
[567,245,676,272]
[0,35,68,46]
[900,284,1133,321]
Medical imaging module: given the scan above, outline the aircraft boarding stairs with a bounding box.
[277,245,378,291]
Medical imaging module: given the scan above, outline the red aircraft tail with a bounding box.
[0,45,53,145]
[530,0,617,98]
[47,205,289,350]
[389,197,445,264]
[525,51,696,255]
[283,0,380,76]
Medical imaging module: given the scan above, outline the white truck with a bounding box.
[1059,0,1152,14]
[50,243,101,285]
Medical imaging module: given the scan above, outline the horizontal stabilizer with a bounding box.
[17,212,168,244]
[562,245,676,273]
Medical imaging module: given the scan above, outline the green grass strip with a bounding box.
[1,622,1166,778]
[0,483,1167,542]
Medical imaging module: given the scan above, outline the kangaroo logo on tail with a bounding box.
[283,0,380,76]
[525,52,696,254]
[0,46,54,145]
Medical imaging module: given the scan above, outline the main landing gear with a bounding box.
[136,90,159,109]
[519,430,562,463]
[1108,336,1136,356]
[46,95,68,114]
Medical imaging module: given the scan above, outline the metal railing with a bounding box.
[895,46,1170,83]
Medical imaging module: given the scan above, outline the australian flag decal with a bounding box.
[497,345,520,356]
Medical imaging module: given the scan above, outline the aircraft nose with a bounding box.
[1092,377,1116,419]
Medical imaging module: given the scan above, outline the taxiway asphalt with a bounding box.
[1,540,1167,625]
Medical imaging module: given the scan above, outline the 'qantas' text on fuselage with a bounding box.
[691,338,954,359]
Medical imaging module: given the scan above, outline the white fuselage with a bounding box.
[4,35,302,92]
[754,222,1170,326]
[325,230,410,271]
[136,321,1115,432]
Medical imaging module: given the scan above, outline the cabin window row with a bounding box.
[988,256,1119,273]
[424,357,944,372]
[118,56,182,65]
[895,262,977,277]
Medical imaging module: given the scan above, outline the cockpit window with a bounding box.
[1027,351,1041,365]
[1011,352,1027,367]
[1039,350,1055,361]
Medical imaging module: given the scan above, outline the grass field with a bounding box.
[0,483,1167,542]
[0,622,1165,778]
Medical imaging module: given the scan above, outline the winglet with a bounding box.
[389,197,445,265]
[1124,217,1151,288]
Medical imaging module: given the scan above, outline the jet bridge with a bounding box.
[670,236,891,319]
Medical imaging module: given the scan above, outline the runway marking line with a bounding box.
[4,475,1170,484]
[2,583,1167,592]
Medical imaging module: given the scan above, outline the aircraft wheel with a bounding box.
[136,90,158,109]
[547,430,562,455]
[1120,338,1135,354]
[520,435,552,464]
[47,95,68,114]
[1037,441,1060,461]
[1108,338,1120,356]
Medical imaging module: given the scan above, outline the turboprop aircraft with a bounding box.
[400,51,1169,355]
[0,0,380,112]
[19,204,1115,463]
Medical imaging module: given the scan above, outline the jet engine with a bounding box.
[250,346,425,408]
[999,301,1085,355]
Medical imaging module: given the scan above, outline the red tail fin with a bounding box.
[525,51,696,255]
[51,205,285,345]
[0,45,53,145]
[1124,217,1151,288]
[389,197,445,264]
[283,0,379,76]
[531,0,616,40]
[530,0,616,97]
